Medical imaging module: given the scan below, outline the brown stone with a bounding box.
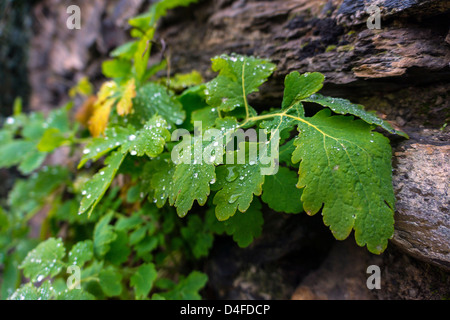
[391,129,450,270]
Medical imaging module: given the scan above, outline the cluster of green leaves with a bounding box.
[0,0,406,301]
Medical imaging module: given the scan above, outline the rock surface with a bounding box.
[391,129,450,270]
[291,239,450,300]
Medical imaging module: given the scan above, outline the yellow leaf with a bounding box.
[97,81,119,104]
[87,81,119,137]
[75,96,97,127]
[88,98,115,137]
[116,78,136,116]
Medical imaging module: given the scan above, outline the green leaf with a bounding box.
[282,71,324,109]
[78,151,125,216]
[206,54,276,112]
[177,85,208,130]
[105,231,131,265]
[115,214,143,231]
[292,109,395,254]
[121,115,171,158]
[8,166,69,215]
[262,166,303,214]
[181,215,214,258]
[21,113,46,141]
[129,0,199,31]
[129,226,148,246]
[279,139,297,167]
[134,36,152,81]
[68,240,93,268]
[130,263,158,300]
[102,59,132,78]
[150,0,199,24]
[170,163,216,217]
[147,158,176,208]
[93,212,117,257]
[78,126,132,169]
[1,258,21,299]
[110,41,139,60]
[98,267,123,297]
[0,140,35,168]
[46,107,71,133]
[132,83,185,127]
[159,271,207,300]
[135,236,159,258]
[303,93,408,138]
[37,128,67,152]
[191,107,219,129]
[8,283,39,300]
[162,70,204,91]
[17,149,47,174]
[222,198,264,248]
[212,159,265,221]
[56,289,95,300]
[19,238,66,282]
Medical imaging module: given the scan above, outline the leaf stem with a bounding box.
[241,58,249,121]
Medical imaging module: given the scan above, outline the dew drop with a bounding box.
[228,193,241,204]
[226,167,239,182]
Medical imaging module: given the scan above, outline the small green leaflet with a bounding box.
[110,40,138,60]
[8,166,69,215]
[222,198,264,248]
[282,71,324,109]
[19,238,66,282]
[132,83,185,127]
[36,128,68,152]
[102,59,132,79]
[170,163,216,217]
[8,283,39,300]
[122,116,171,158]
[261,166,303,214]
[68,240,93,268]
[148,158,176,208]
[129,0,199,29]
[78,126,131,169]
[156,271,208,300]
[0,141,35,168]
[292,109,395,254]
[78,151,125,216]
[206,54,276,112]
[212,160,265,221]
[105,231,131,265]
[129,226,148,245]
[115,214,143,231]
[78,117,169,216]
[93,212,117,257]
[303,93,408,138]
[181,215,214,258]
[8,281,95,300]
[56,288,95,300]
[130,263,158,300]
[17,149,47,174]
[98,267,123,297]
